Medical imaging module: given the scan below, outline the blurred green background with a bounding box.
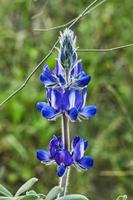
[0,0,133,199]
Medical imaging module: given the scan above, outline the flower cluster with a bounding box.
[37,135,93,177]
[36,29,97,122]
[36,29,96,177]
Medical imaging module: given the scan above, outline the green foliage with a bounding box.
[116,195,127,200]
[45,186,62,200]
[57,194,88,200]
[0,0,133,200]
[0,178,44,200]
[15,178,38,196]
[0,184,12,197]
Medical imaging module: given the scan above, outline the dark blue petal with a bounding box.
[46,88,52,104]
[84,140,88,151]
[73,136,88,150]
[60,51,66,63]
[73,136,80,148]
[73,137,85,161]
[80,105,97,118]
[57,165,66,177]
[42,105,57,119]
[52,89,63,111]
[49,135,63,157]
[70,61,83,77]
[54,150,73,166]
[72,51,77,63]
[36,102,47,112]
[75,90,82,109]
[76,75,91,87]
[36,150,51,162]
[65,88,81,110]
[80,88,87,109]
[58,74,66,85]
[63,89,71,110]
[68,88,77,109]
[67,107,78,121]
[53,61,66,78]
[78,156,94,169]
[40,65,57,86]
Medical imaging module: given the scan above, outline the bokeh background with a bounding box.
[0,0,133,199]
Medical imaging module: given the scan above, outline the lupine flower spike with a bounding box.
[37,87,96,121]
[36,28,96,122]
[36,136,93,177]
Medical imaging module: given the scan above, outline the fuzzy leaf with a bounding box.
[116,195,127,200]
[57,194,89,200]
[20,194,39,200]
[0,197,12,200]
[15,178,38,196]
[45,186,63,200]
[0,185,12,197]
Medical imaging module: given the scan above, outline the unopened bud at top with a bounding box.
[59,28,77,68]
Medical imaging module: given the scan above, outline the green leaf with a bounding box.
[45,186,63,200]
[0,197,12,200]
[0,185,12,197]
[57,194,89,200]
[19,194,39,200]
[15,178,38,196]
[116,195,127,200]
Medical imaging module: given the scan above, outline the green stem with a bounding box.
[59,114,70,196]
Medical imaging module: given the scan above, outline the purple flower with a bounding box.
[36,135,94,176]
[72,136,94,170]
[36,135,73,177]
[36,88,63,120]
[69,60,91,88]
[64,88,97,121]
[40,61,66,88]
[36,87,96,121]
[40,60,90,89]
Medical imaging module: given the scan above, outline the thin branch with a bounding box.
[68,0,100,28]
[0,0,102,108]
[0,39,59,108]
[78,43,133,52]
[34,0,107,32]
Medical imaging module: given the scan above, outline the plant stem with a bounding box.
[59,114,70,196]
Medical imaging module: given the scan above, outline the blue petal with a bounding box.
[70,61,83,77]
[65,88,81,110]
[46,88,52,104]
[36,150,51,162]
[36,102,47,112]
[80,88,87,109]
[80,105,97,118]
[73,137,85,161]
[63,89,71,110]
[40,65,57,86]
[73,136,88,151]
[60,51,66,63]
[42,105,57,119]
[53,61,66,78]
[50,89,63,111]
[84,140,88,151]
[68,89,77,109]
[67,107,78,121]
[54,150,73,166]
[58,74,66,85]
[49,135,63,157]
[57,165,66,177]
[73,136,80,148]
[76,75,91,87]
[78,156,94,169]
